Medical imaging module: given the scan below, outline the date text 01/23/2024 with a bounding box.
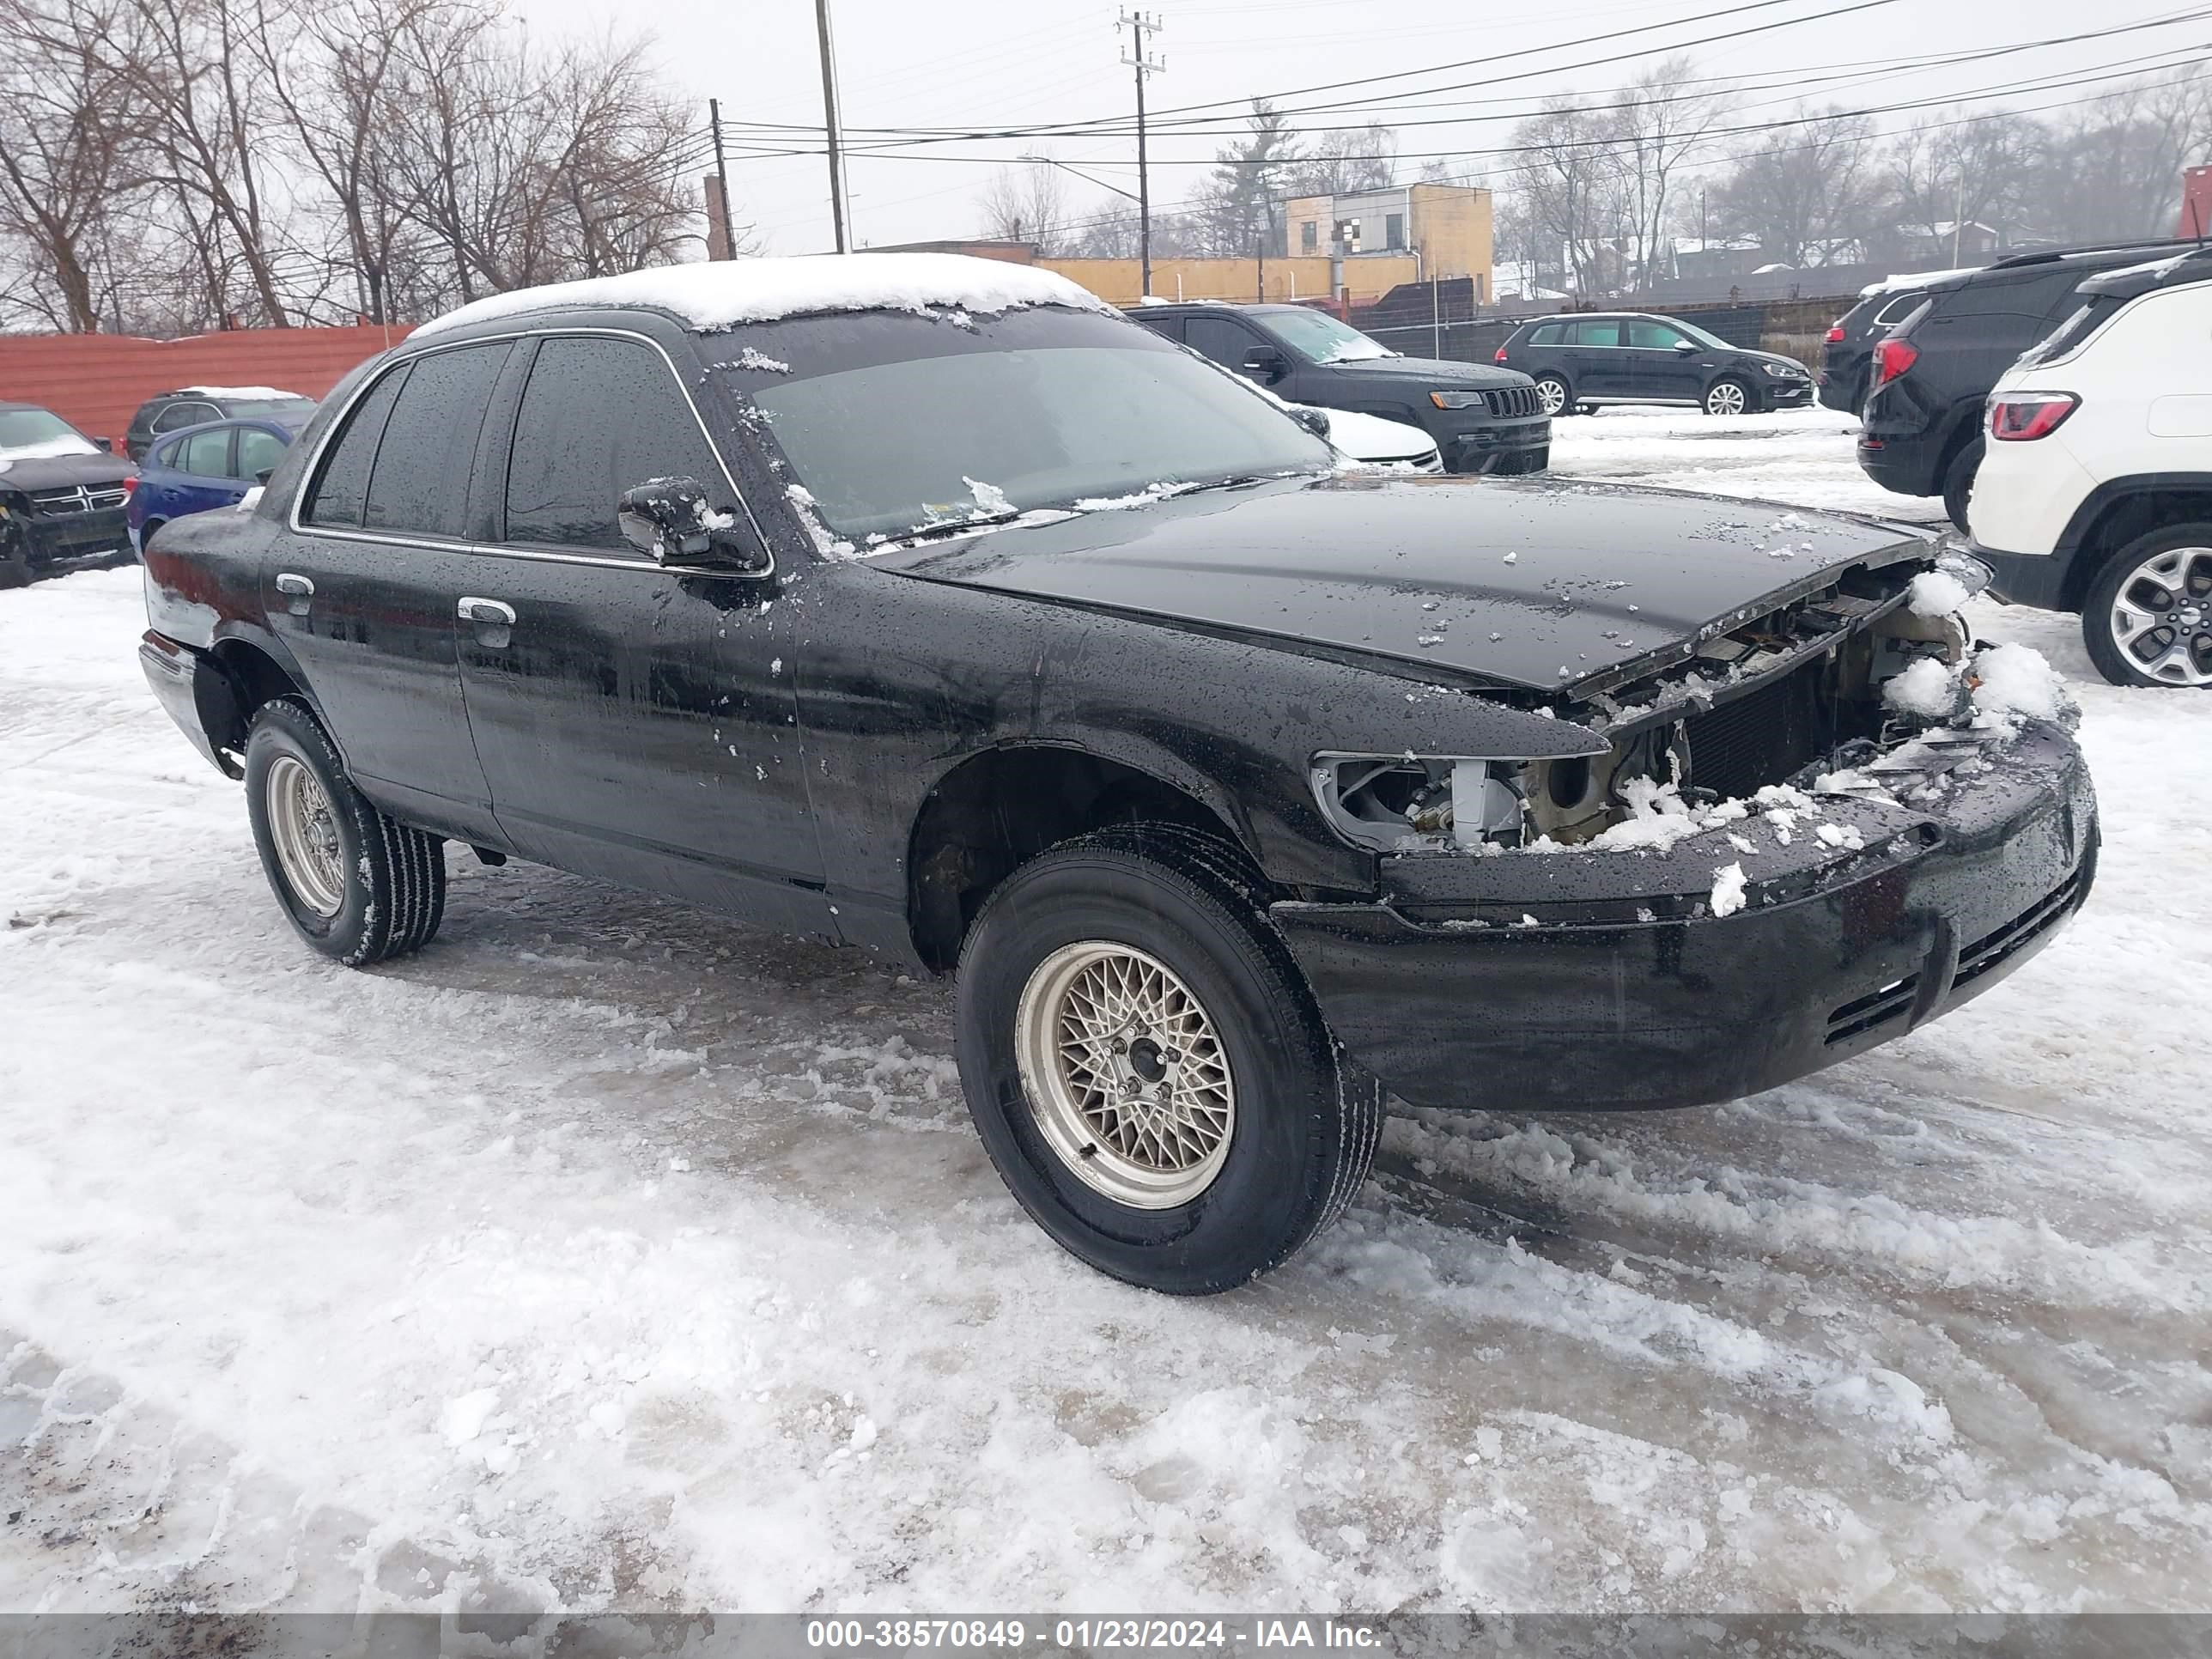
[803,1619,1385,1650]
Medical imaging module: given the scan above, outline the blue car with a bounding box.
[128,411,312,552]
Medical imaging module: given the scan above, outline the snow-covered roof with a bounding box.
[1858,264,1985,297]
[413,253,1114,338]
[172,386,309,399]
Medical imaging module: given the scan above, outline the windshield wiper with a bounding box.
[886,509,1024,544]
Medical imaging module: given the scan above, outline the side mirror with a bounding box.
[1672,340,1698,354]
[1291,406,1331,440]
[94,435,113,453]
[254,467,275,485]
[1241,345,1285,383]
[617,477,772,575]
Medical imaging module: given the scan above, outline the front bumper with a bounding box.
[1763,380,1813,405]
[21,504,134,568]
[1273,720,2095,1112]
[1441,418,1552,474]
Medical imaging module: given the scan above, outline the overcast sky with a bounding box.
[512,0,2201,253]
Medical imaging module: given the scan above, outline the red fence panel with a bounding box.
[0,325,414,447]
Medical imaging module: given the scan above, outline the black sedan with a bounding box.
[0,401,137,586]
[1496,312,1815,416]
[136,255,2094,1294]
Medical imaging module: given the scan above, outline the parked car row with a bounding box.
[131,253,2095,1293]
[0,391,312,584]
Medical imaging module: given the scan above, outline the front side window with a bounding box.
[505,336,730,551]
[1622,319,1687,349]
[1184,315,1261,369]
[361,343,511,539]
[732,307,1331,544]
[181,427,233,477]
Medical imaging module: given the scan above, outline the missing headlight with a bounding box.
[1311,754,1529,852]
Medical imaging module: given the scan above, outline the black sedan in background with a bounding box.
[1495,312,1814,416]
[0,401,136,586]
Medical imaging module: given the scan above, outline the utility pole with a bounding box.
[1118,9,1164,298]
[816,0,852,253]
[708,99,737,260]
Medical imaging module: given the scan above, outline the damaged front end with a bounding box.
[1279,552,2098,1114]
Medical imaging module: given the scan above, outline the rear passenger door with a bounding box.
[1565,319,1632,395]
[453,331,830,934]
[270,342,509,842]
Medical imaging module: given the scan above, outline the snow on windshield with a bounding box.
[412,253,1114,338]
[0,407,97,463]
[0,434,100,465]
[1258,307,1396,363]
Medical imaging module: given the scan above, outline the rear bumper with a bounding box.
[1273,720,2095,1112]
[138,629,242,777]
[1971,544,2072,610]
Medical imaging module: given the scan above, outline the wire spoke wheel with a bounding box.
[1015,941,1237,1209]
[2109,545,2212,687]
[264,753,347,918]
[1705,380,1747,416]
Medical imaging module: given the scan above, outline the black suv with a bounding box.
[136,256,2092,1294]
[1495,312,1814,417]
[1857,240,2201,529]
[1818,281,1958,414]
[1130,301,1549,474]
[0,400,137,586]
[125,387,313,463]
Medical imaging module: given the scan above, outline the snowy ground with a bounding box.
[4,411,2211,1621]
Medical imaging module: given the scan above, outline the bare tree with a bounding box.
[1710,106,1881,265]
[1883,112,2041,256]
[975,158,1071,252]
[0,0,143,330]
[2033,70,2212,245]
[1283,122,1396,198]
[1605,56,1732,283]
[1508,96,1618,294]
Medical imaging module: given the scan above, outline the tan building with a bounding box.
[1040,254,1418,308]
[1281,182,1494,300]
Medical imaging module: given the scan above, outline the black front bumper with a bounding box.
[1762,380,1813,406]
[1441,418,1552,474]
[1273,720,2095,1112]
[18,504,135,568]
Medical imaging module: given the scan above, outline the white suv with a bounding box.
[1970,247,2212,687]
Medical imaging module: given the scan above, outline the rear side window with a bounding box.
[503,336,728,551]
[362,343,510,538]
[181,428,232,477]
[303,367,410,527]
[1527,322,1563,346]
[1566,319,1620,346]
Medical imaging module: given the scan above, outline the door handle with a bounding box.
[274,572,313,595]
[458,596,516,626]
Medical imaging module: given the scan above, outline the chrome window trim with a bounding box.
[289,324,775,579]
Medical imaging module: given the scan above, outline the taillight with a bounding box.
[120,476,138,499]
[1494,346,1509,364]
[1825,323,1844,343]
[1872,337,1918,386]
[1989,392,2079,441]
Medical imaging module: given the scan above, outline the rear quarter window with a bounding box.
[1528,323,1564,346]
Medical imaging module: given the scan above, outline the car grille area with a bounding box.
[29,483,129,515]
[1485,385,1542,420]
[1684,661,1828,803]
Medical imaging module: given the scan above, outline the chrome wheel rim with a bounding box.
[1535,378,1568,416]
[1706,381,1747,416]
[1014,941,1237,1209]
[2109,546,2212,686]
[266,755,346,918]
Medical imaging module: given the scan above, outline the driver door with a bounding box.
[1620,318,1707,402]
[453,331,831,936]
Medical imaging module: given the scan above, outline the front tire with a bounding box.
[2081,526,2212,688]
[244,697,447,964]
[1703,377,1753,416]
[955,825,1382,1294]
[1532,374,1571,417]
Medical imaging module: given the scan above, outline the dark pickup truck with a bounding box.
[137,254,2095,1294]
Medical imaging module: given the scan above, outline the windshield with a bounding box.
[1255,308,1395,363]
[732,307,1332,542]
[0,407,95,460]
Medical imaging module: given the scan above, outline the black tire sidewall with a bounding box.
[1942,442,1983,534]
[243,700,386,962]
[2081,521,2212,689]
[1705,376,1755,416]
[957,842,1345,1293]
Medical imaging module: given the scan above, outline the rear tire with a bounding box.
[955,823,1382,1294]
[1942,441,1984,534]
[2081,524,2212,689]
[243,697,447,965]
[1532,374,1571,417]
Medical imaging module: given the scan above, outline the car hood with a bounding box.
[880,474,1932,695]
[0,449,134,491]
[1325,354,1531,390]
